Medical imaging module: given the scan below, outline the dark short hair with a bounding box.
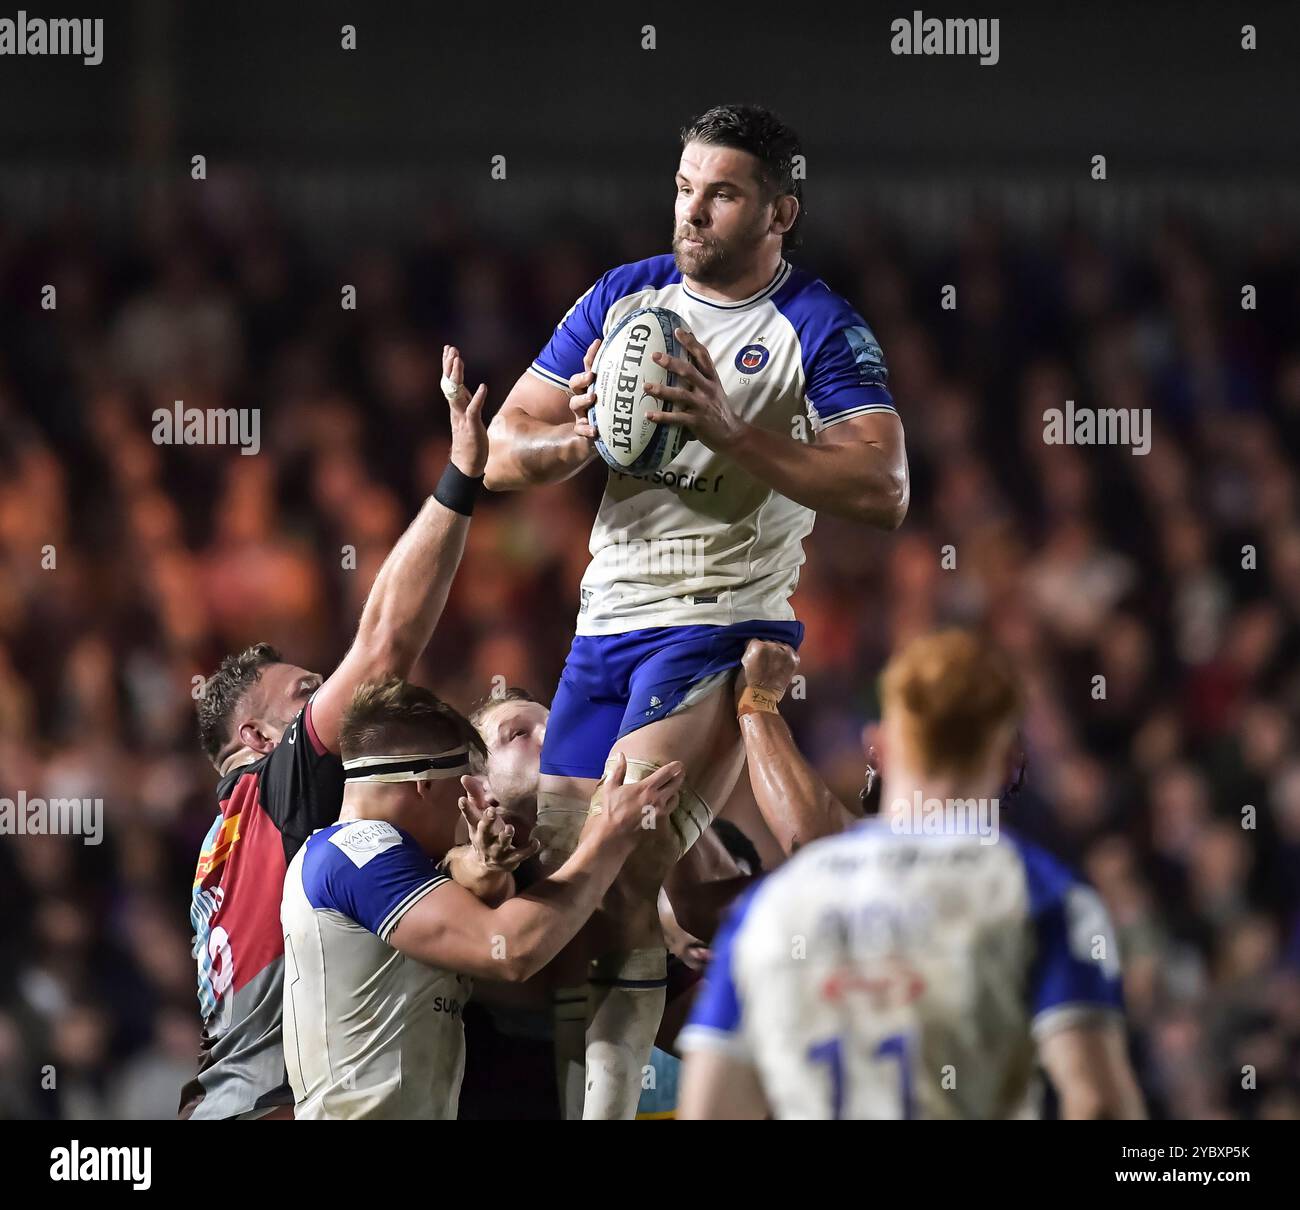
[679,103,804,249]
[197,642,283,765]
[341,677,486,769]
[468,686,540,737]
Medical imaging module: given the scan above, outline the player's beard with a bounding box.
[672,215,768,288]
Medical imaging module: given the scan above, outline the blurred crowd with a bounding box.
[1,184,1298,1120]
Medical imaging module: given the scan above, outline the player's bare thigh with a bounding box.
[609,677,746,902]
[538,675,743,856]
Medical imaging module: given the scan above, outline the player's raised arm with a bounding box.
[484,338,601,490]
[309,346,487,751]
[735,640,860,853]
[390,755,685,982]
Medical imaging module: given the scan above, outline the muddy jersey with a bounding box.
[530,255,896,635]
[182,700,343,1119]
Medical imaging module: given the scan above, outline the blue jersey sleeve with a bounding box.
[804,315,895,428]
[1017,839,1125,1037]
[774,275,895,429]
[304,821,449,943]
[530,257,682,391]
[677,883,761,1061]
[530,276,610,390]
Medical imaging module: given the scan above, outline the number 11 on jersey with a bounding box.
[807,1031,916,1119]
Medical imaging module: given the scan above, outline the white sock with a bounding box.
[583,948,668,1121]
[551,985,588,1121]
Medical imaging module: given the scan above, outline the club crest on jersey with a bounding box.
[735,343,770,373]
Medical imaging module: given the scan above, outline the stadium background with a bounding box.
[1,1,1298,1119]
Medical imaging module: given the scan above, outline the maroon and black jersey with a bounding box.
[181,699,343,1119]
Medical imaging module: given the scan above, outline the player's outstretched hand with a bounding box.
[458,774,540,873]
[586,751,685,842]
[644,327,744,451]
[442,344,489,478]
[569,337,602,442]
[738,639,800,703]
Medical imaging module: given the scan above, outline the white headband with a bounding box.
[342,748,471,784]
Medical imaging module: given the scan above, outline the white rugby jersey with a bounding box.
[679,822,1125,1120]
[530,256,897,635]
[281,819,470,1120]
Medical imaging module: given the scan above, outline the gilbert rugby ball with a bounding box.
[591,307,691,476]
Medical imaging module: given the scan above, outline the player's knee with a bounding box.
[595,754,714,868]
[533,790,592,871]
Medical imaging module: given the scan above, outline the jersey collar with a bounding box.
[681,259,791,310]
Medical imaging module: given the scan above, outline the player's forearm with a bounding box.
[484,409,594,490]
[678,1052,770,1120]
[722,422,908,528]
[483,829,638,981]
[741,711,855,853]
[354,496,470,675]
[666,875,755,942]
[664,827,752,941]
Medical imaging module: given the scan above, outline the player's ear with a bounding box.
[770,193,799,239]
[238,718,275,755]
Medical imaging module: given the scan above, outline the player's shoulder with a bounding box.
[996,828,1089,914]
[771,262,865,330]
[593,254,682,302]
[314,818,409,865]
[299,819,412,900]
[735,821,881,919]
[770,263,886,367]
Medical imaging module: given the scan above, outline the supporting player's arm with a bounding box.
[1038,1021,1148,1120]
[735,640,859,853]
[309,347,487,751]
[646,328,909,529]
[483,339,601,490]
[663,826,753,942]
[391,756,684,982]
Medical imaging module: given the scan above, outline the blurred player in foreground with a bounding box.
[183,347,487,1120]
[280,679,684,1118]
[678,631,1146,1120]
[486,102,908,1118]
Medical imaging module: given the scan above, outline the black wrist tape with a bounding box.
[434,462,483,516]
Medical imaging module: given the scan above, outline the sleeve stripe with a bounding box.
[813,401,898,429]
[377,875,448,941]
[528,363,571,390]
[1031,1002,1125,1041]
[676,1025,755,1062]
